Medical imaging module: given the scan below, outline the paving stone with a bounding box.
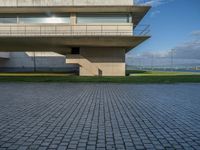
[57,146,67,150]
[0,83,200,150]
[17,146,28,150]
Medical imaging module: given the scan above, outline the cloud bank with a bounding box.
[127,30,200,66]
[174,32,200,59]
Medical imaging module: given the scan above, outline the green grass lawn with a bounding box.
[128,70,200,76]
[0,71,199,83]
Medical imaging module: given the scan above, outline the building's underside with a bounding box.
[0,36,149,52]
[0,36,150,76]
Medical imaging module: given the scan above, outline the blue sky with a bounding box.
[128,0,200,60]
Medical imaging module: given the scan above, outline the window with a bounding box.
[71,47,80,54]
[19,15,70,24]
[0,14,70,24]
[77,14,132,24]
[0,17,17,24]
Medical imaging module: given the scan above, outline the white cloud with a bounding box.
[150,10,160,17]
[137,50,169,58]
[191,30,200,37]
[172,30,200,59]
[135,0,174,7]
[174,40,200,59]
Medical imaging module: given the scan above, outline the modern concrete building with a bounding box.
[0,0,150,76]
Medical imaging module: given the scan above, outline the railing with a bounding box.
[0,24,150,37]
[0,0,133,7]
[134,24,150,36]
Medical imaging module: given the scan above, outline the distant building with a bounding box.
[0,0,150,76]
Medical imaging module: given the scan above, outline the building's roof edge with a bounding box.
[0,5,151,14]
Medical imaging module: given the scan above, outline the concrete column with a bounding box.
[66,47,126,76]
[70,13,77,25]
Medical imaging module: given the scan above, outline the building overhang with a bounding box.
[0,36,150,52]
[0,5,150,13]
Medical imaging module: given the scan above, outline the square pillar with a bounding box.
[79,47,125,76]
[66,47,126,76]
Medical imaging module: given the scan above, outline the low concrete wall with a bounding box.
[0,67,77,72]
[0,52,10,58]
[0,52,77,72]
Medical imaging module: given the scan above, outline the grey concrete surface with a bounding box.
[0,83,200,150]
[0,52,77,72]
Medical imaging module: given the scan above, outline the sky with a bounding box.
[127,0,200,66]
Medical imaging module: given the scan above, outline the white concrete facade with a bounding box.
[0,0,150,76]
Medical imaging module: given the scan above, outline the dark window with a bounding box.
[71,47,80,54]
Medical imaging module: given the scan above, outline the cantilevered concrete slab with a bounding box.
[0,36,150,52]
[0,6,150,13]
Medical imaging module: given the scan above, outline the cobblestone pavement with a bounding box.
[0,83,200,150]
